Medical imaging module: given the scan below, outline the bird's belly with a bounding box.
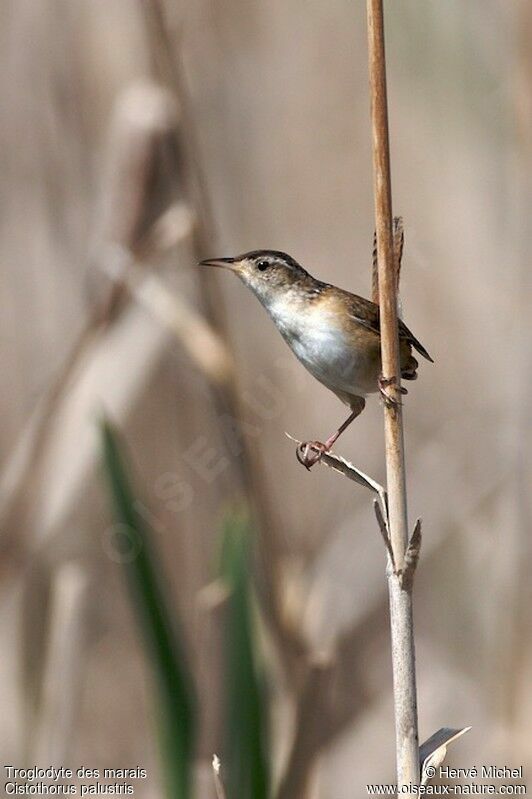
[287,325,380,398]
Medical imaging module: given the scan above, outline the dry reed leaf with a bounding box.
[286,434,388,522]
[420,727,472,785]
[399,518,422,590]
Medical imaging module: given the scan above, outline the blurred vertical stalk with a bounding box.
[505,0,532,736]
[139,0,307,676]
[366,0,419,792]
[32,563,90,764]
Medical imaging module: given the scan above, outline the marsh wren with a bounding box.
[200,250,432,468]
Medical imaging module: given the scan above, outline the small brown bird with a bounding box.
[200,250,432,468]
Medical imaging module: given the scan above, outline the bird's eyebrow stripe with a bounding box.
[241,249,301,269]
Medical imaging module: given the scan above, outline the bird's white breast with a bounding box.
[266,295,378,397]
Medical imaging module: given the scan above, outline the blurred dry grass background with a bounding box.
[0,0,531,796]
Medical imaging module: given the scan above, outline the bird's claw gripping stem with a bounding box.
[378,374,407,408]
[296,440,329,470]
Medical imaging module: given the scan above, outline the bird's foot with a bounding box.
[296,440,329,471]
[378,374,407,408]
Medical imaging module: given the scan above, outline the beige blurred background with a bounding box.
[1,0,531,796]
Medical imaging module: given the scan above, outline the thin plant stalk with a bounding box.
[366,0,420,792]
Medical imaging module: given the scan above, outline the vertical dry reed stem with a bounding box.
[366,0,420,792]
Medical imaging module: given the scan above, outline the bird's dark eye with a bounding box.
[257,260,270,271]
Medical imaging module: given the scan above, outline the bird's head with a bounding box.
[199,250,310,305]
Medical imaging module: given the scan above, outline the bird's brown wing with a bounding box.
[338,289,433,363]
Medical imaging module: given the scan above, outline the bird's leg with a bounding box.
[297,398,366,471]
[378,374,407,408]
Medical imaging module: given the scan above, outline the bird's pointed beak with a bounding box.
[199,257,238,271]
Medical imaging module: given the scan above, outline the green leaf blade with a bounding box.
[220,512,270,799]
[100,419,196,799]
